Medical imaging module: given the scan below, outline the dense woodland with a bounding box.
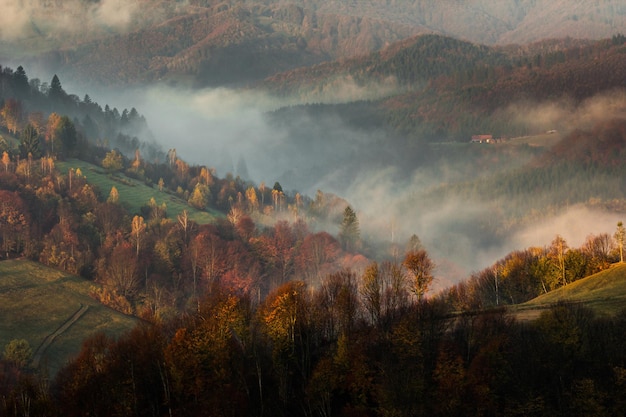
[2,52,626,417]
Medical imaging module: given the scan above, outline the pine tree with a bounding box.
[19,124,41,158]
[48,74,65,103]
[339,206,360,251]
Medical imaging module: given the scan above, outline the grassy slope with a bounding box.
[512,263,626,320]
[0,132,19,149]
[0,259,138,375]
[57,159,222,224]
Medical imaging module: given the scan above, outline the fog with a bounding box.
[0,0,165,41]
[85,83,626,285]
[504,90,626,133]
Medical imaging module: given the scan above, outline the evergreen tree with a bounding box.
[13,66,29,98]
[57,116,77,156]
[19,123,41,158]
[339,205,360,251]
[48,74,65,103]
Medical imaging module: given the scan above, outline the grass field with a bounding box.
[511,263,626,320]
[506,132,563,148]
[0,259,138,375]
[0,132,19,150]
[57,159,221,224]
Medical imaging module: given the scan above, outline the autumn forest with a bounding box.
[2,30,626,417]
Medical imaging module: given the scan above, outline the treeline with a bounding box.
[4,288,626,416]
[440,232,621,310]
[0,65,160,160]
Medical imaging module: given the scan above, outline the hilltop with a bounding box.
[517,263,626,318]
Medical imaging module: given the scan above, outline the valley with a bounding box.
[1,1,626,415]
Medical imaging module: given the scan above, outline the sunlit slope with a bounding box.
[516,263,626,317]
[0,259,138,375]
[57,159,221,224]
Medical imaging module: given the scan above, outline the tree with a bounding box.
[48,74,66,103]
[548,235,569,287]
[317,270,359,338]
[19,123,41,158]
[177,209,191,243]
[45,112,62,154]
[380,260,409,320]
[1,151,10,172]
[403,249,435,302]
[271,183,284,212]
[0,191,30,258]
[188,183,210,210]
[616,221,625,263]
[339,206,360,251]
[361,262,383,326]
[0,98,22,134]
[258,280,310,405]
[28,112,46,137]
[56,116,77,156]
[102,150,123,172]
[255,221,296,289]
[3,339,32,368]
[295,232,341,284]
[582,233,614,273]
[100,240,141,303]
[107,186,120,204]
[13,66,29,97]
[245,186,259,213]
[191,229,227,292]
[131,215,146,256]
[407,234,423,252]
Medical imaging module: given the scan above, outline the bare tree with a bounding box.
[131,215,146,256]
[615,221,625,263]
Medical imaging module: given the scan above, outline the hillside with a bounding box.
[3,0,626,87]
[264,34,626,142]
[0,259,138,375]
[56,159,221,223]
[515,263,626,318]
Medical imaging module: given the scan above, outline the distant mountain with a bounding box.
[2,0,626,87]
[264,33,626,142]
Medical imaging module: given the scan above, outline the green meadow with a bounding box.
[512,263,626,320]
[57,159,221,224]
[0,259,138,375]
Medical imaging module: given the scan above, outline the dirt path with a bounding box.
[32,304,89,368]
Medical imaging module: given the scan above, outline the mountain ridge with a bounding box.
[4,0,626,87]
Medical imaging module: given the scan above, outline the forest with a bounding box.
[1,57,626,416]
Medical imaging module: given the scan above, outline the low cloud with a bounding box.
[505,90,626,134]
[87,82,626,286]
[0,0,160,41]
[511,205,622,251]
[90,0,141,29]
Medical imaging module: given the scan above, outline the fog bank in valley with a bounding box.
[92,83,626,285]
